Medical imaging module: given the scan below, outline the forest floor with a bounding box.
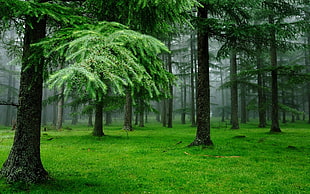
[0,119,309,193]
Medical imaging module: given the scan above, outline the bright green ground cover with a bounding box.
[0,120,309,193]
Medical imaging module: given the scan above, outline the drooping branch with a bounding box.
[0,100,19,107]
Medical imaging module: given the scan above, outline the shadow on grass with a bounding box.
[1,177,129,193]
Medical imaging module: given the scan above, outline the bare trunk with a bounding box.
[230,49,239,129]
[0,13,48,183]
[257,48,267,128]
[167,40,173,128]
[56,86,65,130]
[269,16,281,132]
[190,33,196,126]
[93,101,104,136]
[123,88,133,131]
[189,4,213,146]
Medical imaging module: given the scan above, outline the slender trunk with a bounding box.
[156,102,161,122]
[220,67,225,122]
[56,85,65,130]
[190,33,196,126]
[240,84,247,124]
[42,88,47,126]
[189,4,213,146]
[139,98,144,127]
[0,13,48,183]
[52,88,57,126]
[269,16,281,132]
[167,40,173,128]
[93,101,104,136]
[282,89,287,123]
[105,111,112,125]
[88,111,93,127]
[123,88,133,131]
[230,49,239,129]
[71,106,78,125]
[162,100,167,127]
[181,83,186,124]
[257,48,267,127]
[4,66,13,126]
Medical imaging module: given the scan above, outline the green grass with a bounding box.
[0,120,309,193]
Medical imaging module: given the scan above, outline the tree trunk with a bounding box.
[71,106,78,125]
[189,4,213,146]
[269,16,281,133]
[282,89,287,123]
[4,66,13,126]
[257,48,267,128]
[230,49,239,129]
[190,33,196,126]
[56,85,65,130]
[105,111,112,125]
[220,67,225,122]
[240,84,247,124]
[161,99,167,127]
[0,13,48,183]
[139,98,145,127]
[123,88,133,131]
[93,101,104,136]
[167,40,173,128]
[88,111,93,127]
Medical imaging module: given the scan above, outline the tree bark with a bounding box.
[123,88,133,131]
[189,4,213,146]
[167,40,173,128]
[240,84,247,124]
[269,15,281,132]
[0,13,48,183]
[56,85,65,130]
[257,48,267,128]
[190,33,196,126]
[230,49,239,129]
[138,98,145,127]
[93,100,104,136]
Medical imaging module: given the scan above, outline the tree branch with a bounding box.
[0,100,19,107]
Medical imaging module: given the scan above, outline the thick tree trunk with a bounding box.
[0,13,48,183]
[123,88,133,131]
[93,101,104,136]
[230,49,239,129]
[269,16,281,133]
[189,4,213,146]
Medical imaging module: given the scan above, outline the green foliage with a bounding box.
[1,121,309,193]
[39,21,172,99]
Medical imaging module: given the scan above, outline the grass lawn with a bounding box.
[0,120,309,193]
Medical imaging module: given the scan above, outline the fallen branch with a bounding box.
[184,152,240,158]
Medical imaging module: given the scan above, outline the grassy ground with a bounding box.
[0,120,309,193]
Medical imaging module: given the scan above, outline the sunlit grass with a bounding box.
[0,119,309,193]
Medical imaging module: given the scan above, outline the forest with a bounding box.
[0,0,309,193]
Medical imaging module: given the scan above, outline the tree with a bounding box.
[0,0,84,183]
[189,2,213,146]
[0,4,48,183]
